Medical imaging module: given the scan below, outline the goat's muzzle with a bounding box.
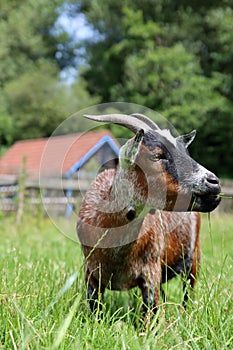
[190,172,221,212]
[190,193,221,212]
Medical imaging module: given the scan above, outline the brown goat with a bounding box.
[77,113,221,313]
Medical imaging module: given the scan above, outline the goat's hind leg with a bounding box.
[182,271,198,308]
[182,244,200,308]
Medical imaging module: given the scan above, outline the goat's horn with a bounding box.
[84,113,157,133]
[131,113,160,130]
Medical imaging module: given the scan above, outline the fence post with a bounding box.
[15,157,27,226]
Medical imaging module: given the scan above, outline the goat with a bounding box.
[77,113,221,313]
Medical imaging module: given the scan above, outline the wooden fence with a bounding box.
[0,176,232,216]
[0,176,92,217]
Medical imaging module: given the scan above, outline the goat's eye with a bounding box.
[149,153,163,162]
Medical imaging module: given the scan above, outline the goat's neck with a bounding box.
[109,165,148,216]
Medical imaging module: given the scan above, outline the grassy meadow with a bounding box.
[0,212,232,349]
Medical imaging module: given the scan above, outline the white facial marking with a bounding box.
[157,129,177,147]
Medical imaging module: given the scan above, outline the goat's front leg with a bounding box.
[86,270,105,313]
[138,275,161,314]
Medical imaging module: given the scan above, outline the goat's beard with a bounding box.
[188,193,221,212]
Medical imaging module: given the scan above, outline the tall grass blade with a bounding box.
[51,294,81,349]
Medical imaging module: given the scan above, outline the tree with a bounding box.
[0,0,65,86]
[0,0,97,145]
[3,61,66,140]
[73,0,233,177]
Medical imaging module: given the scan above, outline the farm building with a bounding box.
[0,130,120,216]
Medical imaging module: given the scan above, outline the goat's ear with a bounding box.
[119,129,144,168]
[176,130,196,148]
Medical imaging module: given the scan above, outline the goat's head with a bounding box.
[84,113,221,213]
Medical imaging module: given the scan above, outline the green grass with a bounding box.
[0,213,232,349]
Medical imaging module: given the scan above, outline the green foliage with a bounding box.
[77,0,233,177]
[0,0,63,143]
[0,0,63,85]
[3,61,63,139]
[0,0,98,144]
[3,62,100,140]
[0,213,232,349]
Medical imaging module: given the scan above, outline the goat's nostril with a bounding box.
[205,173,220,187]
[207,177,219,185]
[201,173,221,195]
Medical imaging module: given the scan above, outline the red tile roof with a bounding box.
[0,130,118,178]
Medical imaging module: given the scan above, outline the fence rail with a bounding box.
[0,176,232,215]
